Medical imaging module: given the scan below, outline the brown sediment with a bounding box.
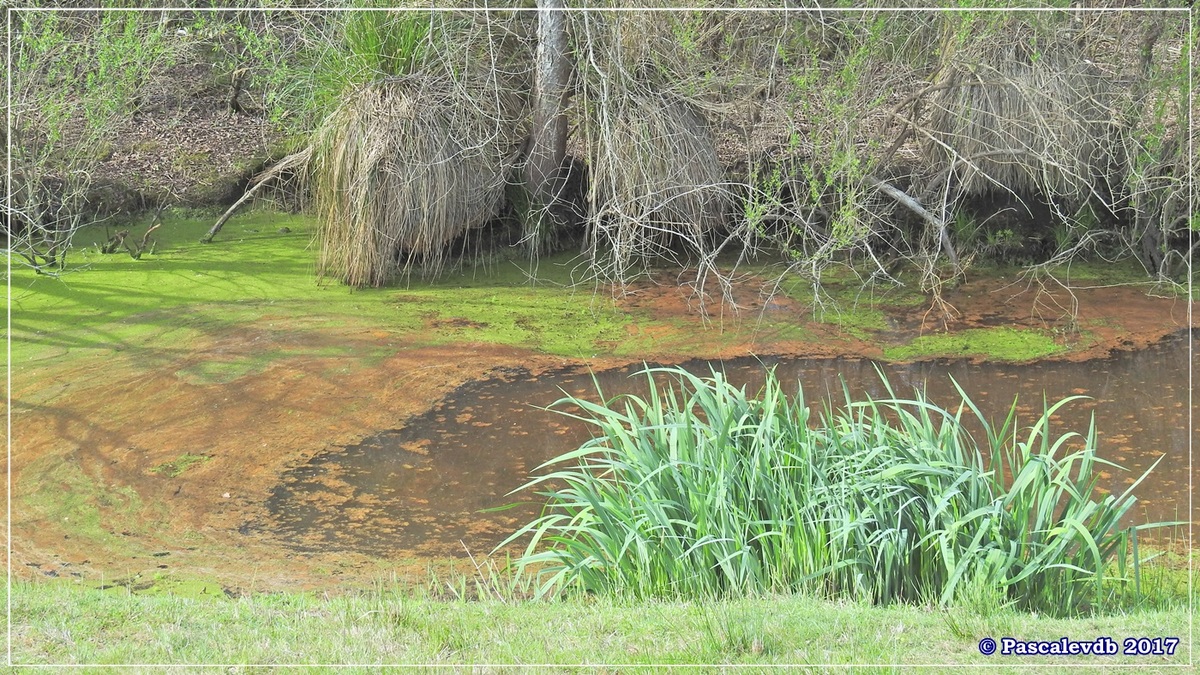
[8,274,1195,593]
[613,270,1193,362]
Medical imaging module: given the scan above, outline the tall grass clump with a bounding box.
[502,366,1168,616]
[303,8,435,121]
[307,10,530,287]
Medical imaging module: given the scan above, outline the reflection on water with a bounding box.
[264,331,1195,558]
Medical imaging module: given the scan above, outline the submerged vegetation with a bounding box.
[506,367,1171,616]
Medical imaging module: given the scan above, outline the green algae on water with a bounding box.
[883,327,1063,362]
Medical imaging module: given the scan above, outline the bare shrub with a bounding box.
[6,10,181,273]
[580,88,727,281]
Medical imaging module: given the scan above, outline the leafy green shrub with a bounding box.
[503,366,1168,616]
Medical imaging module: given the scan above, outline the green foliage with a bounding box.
[189,13,318,141]
[1118,11,1191,280]
[504,367,1169,616]
[16,11,171,125]
[340,9,432,80]
[9,10,178,271]
[743,12,917,290]
[190,8,434,144]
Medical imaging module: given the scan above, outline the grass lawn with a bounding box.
[12,578,1192,669]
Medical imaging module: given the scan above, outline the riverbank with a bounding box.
[9,209,1195,594]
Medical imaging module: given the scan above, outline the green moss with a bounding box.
[1036,260,1153,285]
[883,327,1063,362]
[78,574,230,600]
[817,306,888,339]
[150,454,211,478]
[12,210,1114,376]
[775,267,927,317]
[128,139,161,154]
[9,211,650,367]
[420,288,637,357]
[134,576,230,600]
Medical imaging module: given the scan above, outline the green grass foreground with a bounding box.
[13,579,1191,668]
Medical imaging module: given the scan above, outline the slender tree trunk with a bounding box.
[525,1,569,224]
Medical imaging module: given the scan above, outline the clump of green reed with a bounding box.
[500,366,1170,616]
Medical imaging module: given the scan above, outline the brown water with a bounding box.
[263,331,1195,558]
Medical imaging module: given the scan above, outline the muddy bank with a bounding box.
[9,246,1196,593]
[11,338,566,592]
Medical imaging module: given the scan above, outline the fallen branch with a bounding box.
[101,229,129,254]
[127,222,161,260]
[865,174,959,272]
[201,146,312,244]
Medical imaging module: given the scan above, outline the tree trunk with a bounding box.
[524,0,569,242]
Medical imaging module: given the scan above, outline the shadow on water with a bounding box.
[263,331,1196,558]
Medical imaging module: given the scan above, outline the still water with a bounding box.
[264,331,1194,558]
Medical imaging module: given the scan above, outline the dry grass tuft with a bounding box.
[923,19,1121,207]
[310,75,526,287]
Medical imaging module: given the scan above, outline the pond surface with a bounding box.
[264,331,1195,558]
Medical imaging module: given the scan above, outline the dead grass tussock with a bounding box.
[310,75,526,287]
[924,19,1121,205]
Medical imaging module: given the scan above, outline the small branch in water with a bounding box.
[201,147,312,244]
[127,222,161,260]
